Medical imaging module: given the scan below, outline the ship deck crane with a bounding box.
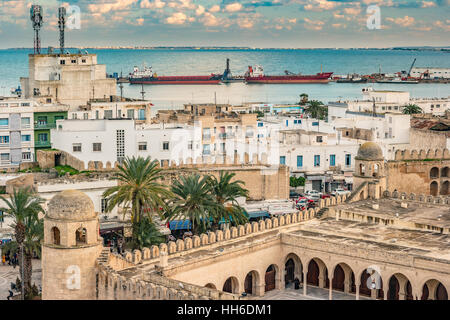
[407,58,417,78]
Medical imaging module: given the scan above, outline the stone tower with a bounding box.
[42,190,103,300]
[353,142,387,199]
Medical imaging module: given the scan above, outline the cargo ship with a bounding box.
[244,65,333,84]
[129,66,222,85]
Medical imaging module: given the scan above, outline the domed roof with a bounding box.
[356,142,384,161]
[47,190,96,221]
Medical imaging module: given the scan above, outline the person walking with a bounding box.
[7,290,13,300]
[2,254,5,265]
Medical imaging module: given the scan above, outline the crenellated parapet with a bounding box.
[394,148,450,161]
[383,190,450,205]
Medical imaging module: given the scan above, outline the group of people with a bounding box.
[1,252,18,268]
[106,238,124,254]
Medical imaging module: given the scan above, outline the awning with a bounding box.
[169,220,192,230]
[247,210,270,219]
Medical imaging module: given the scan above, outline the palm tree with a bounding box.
[305,100,327,120]
[0,187,44,299]
[207,171,249,229]
[403,104,423,114]
[134,217,166,250]
[166,174,218,235]
[102,156,173,249]
[299,93,309,105]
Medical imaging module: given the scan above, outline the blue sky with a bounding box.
[0,0,448,48]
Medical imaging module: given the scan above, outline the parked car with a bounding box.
[331,188,351,196]
[321,194,331,199]
[290,191,300,199]
[305,190,322,201]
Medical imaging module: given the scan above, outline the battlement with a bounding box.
[96,194,348,300]
[383,190,450,206]
[394,148,450,161]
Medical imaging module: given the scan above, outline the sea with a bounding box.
[0,48,449,110]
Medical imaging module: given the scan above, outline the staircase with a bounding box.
[315,207,328,219]
[97,248,111,265]
[345,181,368,203]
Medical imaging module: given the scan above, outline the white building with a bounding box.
[410,67,450,79]
[329,87,449,116]
[0,97,36,168]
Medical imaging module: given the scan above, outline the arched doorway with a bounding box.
[307,260,320,286]
[421,280,448,300]
[205,283,216,289]
[359,268,382,298]
[284,253,303,289]
[75,227,87,244]
[430,167,439,179]
[359,270,372,297]
[51,226,60,245]
[223,277,239,294]
[406,281,414,300]
[332,265,345,292]
[244,270,259,295]
[430,181,438,196]
[388,276,399,300]
[265,265,277,292]
[440,181,449,195]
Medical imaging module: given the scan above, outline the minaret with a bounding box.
[42,190,103,300]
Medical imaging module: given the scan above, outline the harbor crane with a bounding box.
[407,58,416,78]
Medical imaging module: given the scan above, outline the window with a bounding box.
[71,59,76,64]
[330,154,336,166]
[93,143,102,152]
[116,130,125,163]
[101,199,107,213]
[22,152,31,160]
[0,153,9,162]
[138,109,146,120]
[220,142,225,153]
[104,110,113,119]
[162,142,169,150]
[83,113,89,120]
[258,122,264,127]
[314,155,320,167]
[60,60,66,65]
[138,142,147,151]
[316,136,323,143]
[0,118,8,127]
[21,135,31,142]
[297,155,303,168]
[82,59,86,63]
[188,141,193,150]
[345,154,351,167]
[38,133,48,142]
[21,103,30,107]
[21,117,30,127]
[127,109,135,119]
[202,128,211,140]
[0,136,9,144]
[75,228,87,244]
[95,110,99,119]
[51,227,60,245]
[203,144,210,155]
[280,156,286,165]
[73,143,82,152]
[285,120,289,126]
[37,116,47,125]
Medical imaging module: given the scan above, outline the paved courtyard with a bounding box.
[252,285,371,300]
[0,259,41,300]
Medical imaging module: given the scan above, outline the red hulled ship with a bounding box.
[244,65,333,84]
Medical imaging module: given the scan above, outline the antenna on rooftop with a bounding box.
[30,5,43,54]
[58,7,66,54]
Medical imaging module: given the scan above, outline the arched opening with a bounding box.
[222,277,239,294]
[265,265,277,292]
[360,163,365,175]
[284,253,303,289]
[430,167,439,179]
[359,268,382,298]
[406,281,414,300]
[307,259,320,286]
[51,227,60,245]
[373,163,379,178]
[440,181,449,195]
[430,181,439,196]
[205,283,216,289]
[332,265,345,291]
[387,275,400,300]
[421,280,448,300]
[441,167,449,178]
[76,227,87,245]
[244,270,259,295]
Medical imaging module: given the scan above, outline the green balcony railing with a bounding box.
[34,123,56,130]
[35,140,51,147]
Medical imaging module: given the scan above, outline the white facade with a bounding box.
[0,97,36,167]
[329,87,449,116]
[410,67,450,79]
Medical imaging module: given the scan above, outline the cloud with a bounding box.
[88,0,139,14]
[166,12,188,24]
[434,20,450,31]
[195,5,205,16]
[343,7,361,15]
[303,17,325,30]
[386,16,415,27]
[225,3,243,12]
[304,0,339,11]
[140,0,166,9]
[421,1,437,7]
[199,12,220,26]
[209,5,221,13]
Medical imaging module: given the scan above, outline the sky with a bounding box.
[0,0,449,48]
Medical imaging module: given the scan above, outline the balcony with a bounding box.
[218,133,227,139]
[34,123,56,130]
[35,140,51,148]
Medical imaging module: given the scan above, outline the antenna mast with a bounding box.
[30,5,43,54]
[58,7,66,54]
